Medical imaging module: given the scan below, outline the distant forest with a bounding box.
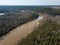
[0,6,60,16]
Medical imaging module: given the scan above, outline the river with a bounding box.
[0,16,43,45]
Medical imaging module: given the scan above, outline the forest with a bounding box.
[0,11,38,37]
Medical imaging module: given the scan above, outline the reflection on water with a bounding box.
[37,16,43,20]
[0,13,4,15]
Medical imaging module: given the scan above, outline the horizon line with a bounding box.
[0,5,60,6]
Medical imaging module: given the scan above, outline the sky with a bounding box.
[0,0,60,5]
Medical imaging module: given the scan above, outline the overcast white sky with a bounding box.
[0,0,60,5]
